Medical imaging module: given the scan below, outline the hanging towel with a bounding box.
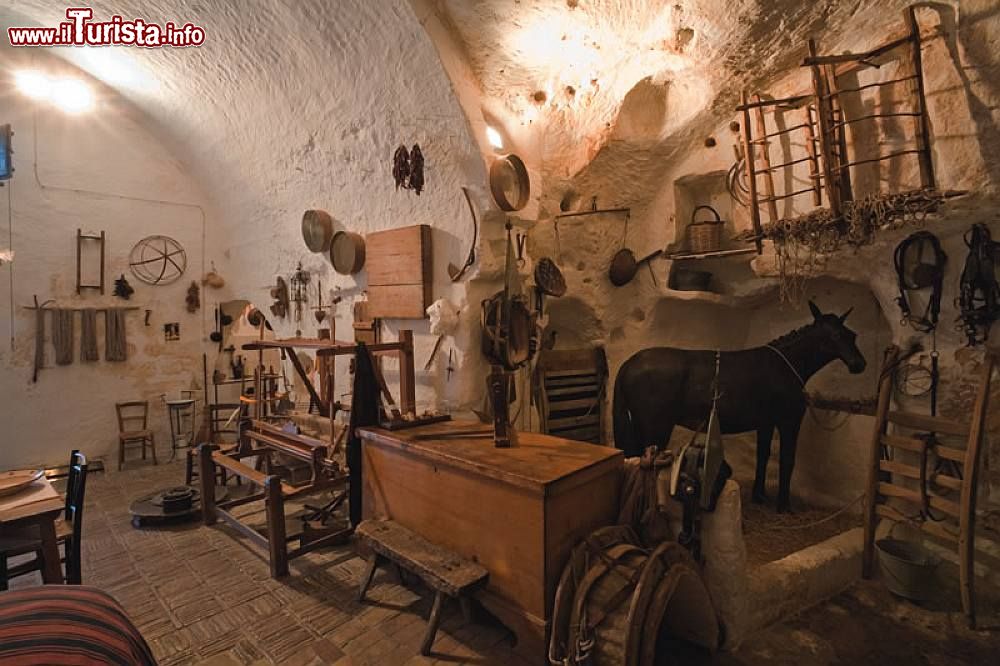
[80,308,99,361]
[33,307,45,382]
[51,309,75,366]
[105,308,128,362]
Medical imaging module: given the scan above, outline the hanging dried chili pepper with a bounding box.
[392,145,410,190]
[409,144,424,195]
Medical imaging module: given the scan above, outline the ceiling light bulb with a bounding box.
[51,78,94,114]
[486,125,504,150]
[14,70,52,100]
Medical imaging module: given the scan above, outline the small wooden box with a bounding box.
[358,422,623,660]
[365,224,432,319]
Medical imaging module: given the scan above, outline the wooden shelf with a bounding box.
[659,279,780,306]
[214,375,279,386]
[666,247,758,261]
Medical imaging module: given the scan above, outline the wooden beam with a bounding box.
[740,91,764,253]
[216,507,271,550]
[886,411,969,437]
[808,40,842,218]
[907,6,936,189]
[199,444,218,526]
[398,329,416,416]
[265,476,289,578]
[863,346,898,579]
[752,94,780,223]
[959,353,994,628]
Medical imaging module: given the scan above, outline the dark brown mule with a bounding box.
[612,301,866,512]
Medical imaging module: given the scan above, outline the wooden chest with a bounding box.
[358,422,622,659]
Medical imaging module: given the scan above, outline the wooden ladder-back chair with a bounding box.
[116,401,156,470]
[863,347,995,627]
[0,450,88,588]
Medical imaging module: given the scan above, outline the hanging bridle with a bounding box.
[894,231,946,334]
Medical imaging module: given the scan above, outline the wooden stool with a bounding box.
[356,519,488,656]
[115,401,156,470]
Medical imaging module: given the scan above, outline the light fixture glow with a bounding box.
[486,125,504,150]
[51,78,94,114]
[14,70,95,114]
[14,70,52,100]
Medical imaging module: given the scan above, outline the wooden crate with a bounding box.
[358,421,622,661]
[365,224,432,319]
[537,347,608,444]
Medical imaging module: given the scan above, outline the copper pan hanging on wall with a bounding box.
[489,153,530,212]
[302,209,334,253]
[609,248,663,287]
[329,230,366,275]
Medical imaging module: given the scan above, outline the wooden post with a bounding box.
[265,475,289,578]
[826,71,854,203]
[808,39,842,218]
[804,105,823,206]
[76,229,82,295]
[907,6,936,190]
[199,444,218,526]
[958,352,994,628]
[420,591,445,656]
[752,95,780,224]
[398,329,416,416]
[862,346,898,578]
[740,91,764,253]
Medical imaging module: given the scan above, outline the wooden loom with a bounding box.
[197,421,349,579]
[200,329,420,577]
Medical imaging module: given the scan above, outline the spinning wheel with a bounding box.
[129,235,187,285]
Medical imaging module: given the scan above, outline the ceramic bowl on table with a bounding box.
[0,469,44,498]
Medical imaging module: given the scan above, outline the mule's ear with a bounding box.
[839,306,854,323]
[808,300,822,320]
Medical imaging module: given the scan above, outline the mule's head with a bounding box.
[809,300,867,374]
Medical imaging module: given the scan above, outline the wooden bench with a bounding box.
[356,519,489,656]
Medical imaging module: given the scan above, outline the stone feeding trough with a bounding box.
[663,479,864,647]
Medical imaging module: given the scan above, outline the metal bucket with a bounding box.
[876,538,941,601]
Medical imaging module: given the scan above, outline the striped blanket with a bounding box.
[0,586,155,665]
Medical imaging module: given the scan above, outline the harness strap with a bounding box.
[765,344,805,389]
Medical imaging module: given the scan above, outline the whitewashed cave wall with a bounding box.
[188,0,490,417]
[1,0,497,449]
[518,3,1000,509]
[0,47,215,469]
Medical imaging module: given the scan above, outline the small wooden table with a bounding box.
[0,477,65,584]
[358,421,623,661]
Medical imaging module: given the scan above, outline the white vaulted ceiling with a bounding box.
[2,0,945,221]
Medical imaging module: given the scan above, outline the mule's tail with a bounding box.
[612,373,639,457]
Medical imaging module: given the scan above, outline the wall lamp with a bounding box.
[14,70,95,114]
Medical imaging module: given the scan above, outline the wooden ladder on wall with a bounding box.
[863,346,995,627]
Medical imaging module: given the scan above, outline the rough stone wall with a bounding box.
[428,1,1000,508]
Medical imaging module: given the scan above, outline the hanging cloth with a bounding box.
[51,309,75,365]
[347,342,382,527]
[32,306,46,382]
[80,308,99,361]
[105,308,128,361]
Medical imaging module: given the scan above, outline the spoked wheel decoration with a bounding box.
[129,235,187,285]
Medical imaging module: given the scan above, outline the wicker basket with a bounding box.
[687,205,725,254]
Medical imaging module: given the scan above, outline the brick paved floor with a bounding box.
[7,455,999,665]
